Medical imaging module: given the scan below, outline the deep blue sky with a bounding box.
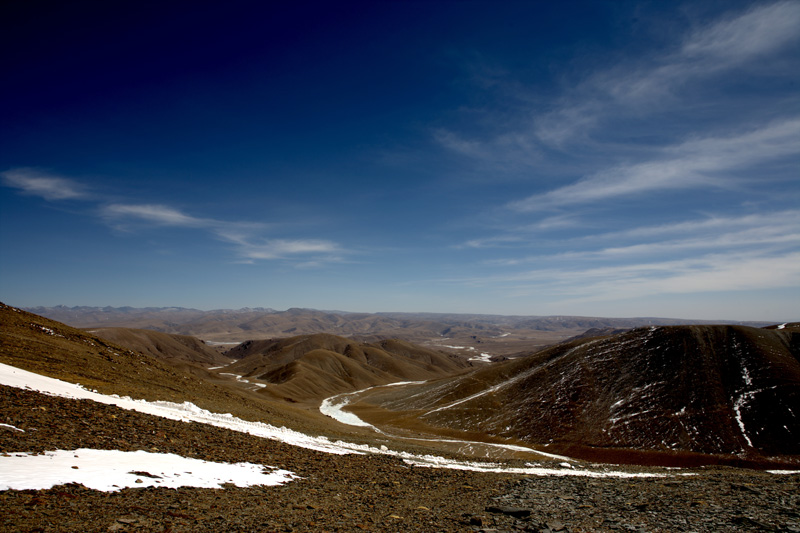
[2,0,798,321]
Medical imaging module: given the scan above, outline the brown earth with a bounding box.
[86,327,232,367]
[346,325,800,468]
[225,334,469,402]
[2,304,800,531]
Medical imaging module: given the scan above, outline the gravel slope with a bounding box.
[2,385,799,532]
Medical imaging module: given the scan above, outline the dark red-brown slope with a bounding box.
[353,324,800,466]
[224,334,469,402]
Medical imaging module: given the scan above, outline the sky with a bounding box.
[1,0,798,321]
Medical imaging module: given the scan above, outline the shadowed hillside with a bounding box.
[351,324,800,466]
[88,327,231,367]
[224,334,469,402]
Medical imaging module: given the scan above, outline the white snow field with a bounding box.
[1,362,676,481]
[0,449,296,492]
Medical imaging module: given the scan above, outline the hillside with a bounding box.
[0,303,336,435]
[224,334,469,402]
[348,324,800,467]
[87,327,231,367]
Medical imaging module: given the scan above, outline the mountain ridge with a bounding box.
[24,304,777,357]
[347,324,800,467]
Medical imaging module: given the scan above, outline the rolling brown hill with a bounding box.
[87,327,231,367]
[0,303,338,434]
[349,324,800,467]
[223,334,470,402]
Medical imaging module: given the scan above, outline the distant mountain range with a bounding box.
[24,305,775,357]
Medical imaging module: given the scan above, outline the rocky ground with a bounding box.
[2,385,799,532]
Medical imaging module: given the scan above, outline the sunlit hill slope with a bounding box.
[225,334,469,402]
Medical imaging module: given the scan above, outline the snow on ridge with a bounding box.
[732,343,755,449]
[468,352,493,363]
[1,362,690,479]
[0,449,296,492]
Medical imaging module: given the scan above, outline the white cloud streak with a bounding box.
[459,208,800,307]
[1,168,90,201]
[470,250,800,303]
[102,204,211,227]
[215,229,342,262]
[435,2,800,170]
[535,1,800,146]
[481,209,800,263]
[681,1,800,64]
[103,203,344,264]
[511,118,800,210]
[1,171,348,266]
[101,204,345,267]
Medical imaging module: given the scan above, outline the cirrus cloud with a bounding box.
[1,168,90,201]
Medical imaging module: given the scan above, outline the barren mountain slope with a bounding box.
[0,303,335,434]
[87,327,230,366]
[351,324,800,466]
[224,334,469,402]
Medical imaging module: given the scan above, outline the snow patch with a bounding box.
[468,352,493,363]
[32,324,62,337]
[320,394,377,429]
[0,449,296,491]
[0,423,24,432]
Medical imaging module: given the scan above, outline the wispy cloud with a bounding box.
[214,229,343,263]
[558,251,800,302]
[681,1,800,65]
[435,2,800,163]
[457,208,800,308]
[535,1,800,146]
[481,209,800,262]
[595,210,800,241]
[102,204,212,227]
[3,171,348,266]
[458,214,580,249]
[510,118,800,210]
[1,168,90,201]
[465,249,800,304]
[103,203,346,265]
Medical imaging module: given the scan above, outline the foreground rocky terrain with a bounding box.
[2,384,799,532]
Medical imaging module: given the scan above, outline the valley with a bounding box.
[1,302,799,531]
